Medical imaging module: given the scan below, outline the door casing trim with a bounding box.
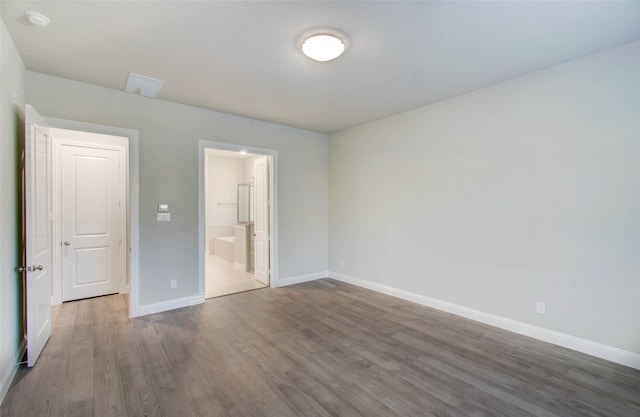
[198,140,278,296]
[45,117,140,317]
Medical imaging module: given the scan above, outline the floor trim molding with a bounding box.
[137,294,205,317]
[329,271,640,370]
[0,339,26,405]
[275,271,328,288]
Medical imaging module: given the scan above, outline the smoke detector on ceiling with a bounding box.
[124,72,164,98]
[25,11,50,27]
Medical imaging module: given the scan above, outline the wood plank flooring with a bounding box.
[2,279,639,417]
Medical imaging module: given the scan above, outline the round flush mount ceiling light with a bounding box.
[301,33,347,62]
[25,11,50,27]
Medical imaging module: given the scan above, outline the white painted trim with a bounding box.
[128,134,140,317]
[275,271,328,287]
[44,117,140,318]
[329,271,640,371]
[137,294,205,317]
[198,140,279,297]
[0,338,26,404]
[274,271,329,287]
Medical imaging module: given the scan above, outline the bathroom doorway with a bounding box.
[202,146,273,298]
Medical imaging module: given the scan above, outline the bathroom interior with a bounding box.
[205,148,266,298]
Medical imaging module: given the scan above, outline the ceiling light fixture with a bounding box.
[301,33,346,62]
[25,11,50,27]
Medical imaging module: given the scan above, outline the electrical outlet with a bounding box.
[536,301,546,314]
[171,279,177,289]
[339,259,344,268]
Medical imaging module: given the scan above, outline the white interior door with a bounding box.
[253,156,270,285]
[60,143,122,301]
[24,105,52,367]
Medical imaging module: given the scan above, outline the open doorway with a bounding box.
[198,141,277,298]
[45,116,140,317]
[22,106,140,366]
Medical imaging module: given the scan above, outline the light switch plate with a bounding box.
[157,213,171,222]
[158,204,169,213]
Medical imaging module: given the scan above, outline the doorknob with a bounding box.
[63,241,71,246]
[15,265,43,272]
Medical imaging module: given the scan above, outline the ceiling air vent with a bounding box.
[124,72,164,98]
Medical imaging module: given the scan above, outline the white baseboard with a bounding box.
[275,271,328,288]
[0,338,26,404]
[137,294,205,317]
[329,271,640,371]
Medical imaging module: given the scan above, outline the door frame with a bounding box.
[52,131,128,304]
[198,140,278,295]
[44,117,140,317]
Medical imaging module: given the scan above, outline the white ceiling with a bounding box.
[3,1,640,133]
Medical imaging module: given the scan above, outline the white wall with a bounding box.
[205,154,244,246]
[329,41,640,355]
[0,14,26,402]
[26,71,329,306]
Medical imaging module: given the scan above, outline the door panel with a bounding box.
[75,247,109,285]
[74,156,109,234]
[25,105,52,367]
[254,156,269,286]
[61,144,120,301]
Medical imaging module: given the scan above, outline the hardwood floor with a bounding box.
[2,279,639,417]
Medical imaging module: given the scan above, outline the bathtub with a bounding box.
[213,236,235,263]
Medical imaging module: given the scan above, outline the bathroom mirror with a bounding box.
[237,183,254,223]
